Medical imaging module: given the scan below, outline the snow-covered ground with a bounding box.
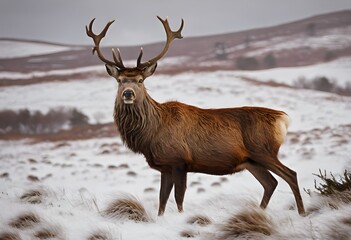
[0,40,81,59]
[245,26,351,57]
[1,64,351,239]
[234,57,351,87]
[0,70,350,131]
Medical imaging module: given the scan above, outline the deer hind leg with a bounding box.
[261,157,305,215]
[158,172,173,216]
[172,165,187,213]
[245,160,278,209]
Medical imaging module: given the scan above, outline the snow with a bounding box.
[1,62,351,238]
[0,40,80,59]
[246,26,351,57]
[234,57,351,87]
[0,65,105,80]
[1,70,350,131]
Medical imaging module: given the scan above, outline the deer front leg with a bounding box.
[158,172,173,216]
[172,165,187,213]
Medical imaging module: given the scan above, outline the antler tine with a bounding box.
[137,16,184,69]
[112,48,125,68]
[136,47,144,67]
[86,18,125,69]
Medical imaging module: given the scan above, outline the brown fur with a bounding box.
[108,64,305,216]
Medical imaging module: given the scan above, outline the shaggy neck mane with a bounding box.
[114,93,161,155]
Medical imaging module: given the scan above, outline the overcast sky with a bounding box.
[1,0,351,46]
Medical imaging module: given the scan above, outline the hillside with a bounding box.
[0,10,351,79]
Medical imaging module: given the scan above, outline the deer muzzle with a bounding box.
[122,89,136,104]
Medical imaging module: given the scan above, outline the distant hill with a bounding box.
[0,10,350,75]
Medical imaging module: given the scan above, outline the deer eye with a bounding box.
[138,79,144,84]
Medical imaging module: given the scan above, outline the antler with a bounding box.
[86,18,125,69]
[137,16,184,69]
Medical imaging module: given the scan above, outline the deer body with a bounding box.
[86,17,305,216]
[116,99,287,175]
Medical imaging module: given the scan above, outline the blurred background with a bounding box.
[1,0,351,135]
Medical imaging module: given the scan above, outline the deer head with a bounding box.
[86,17,184,105]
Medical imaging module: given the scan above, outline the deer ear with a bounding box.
[143,62,157,78]
[105,64,120,77]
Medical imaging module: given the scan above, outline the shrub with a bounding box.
[294,76,351,96]
[263,52,277,68]
[305,169,351,213]
[0,107,89,134]
[312,169,351,196]
[236,56,259,70]
[69,108,89,126]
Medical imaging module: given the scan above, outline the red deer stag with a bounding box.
[86,17,305,216]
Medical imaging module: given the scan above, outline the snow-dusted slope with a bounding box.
[234,57,351,87]
[0,70,350,131]
[0,67,351,239]
[0,40,78,59]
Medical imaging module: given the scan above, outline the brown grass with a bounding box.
[179,230,197,238]
[88,230,112,240]
[144,187,156,193]
[342,216,351,226]
[33,226,61,239]
[217,207,275,239]
[322,222,351,240]
[9,212,40,229]
[307,191,351,214]
[27,175,40,182]
[20,188,46,204]
[0,232,21,240]
[126,171,137,177]
[187,214,212,226]
[103,195,151,223]
[0,172,9,178]
[211,182,221,187]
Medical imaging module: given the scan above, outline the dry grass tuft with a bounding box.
[27,175,40,182]
[0,172,9,178]
[322,222,351,240]
[20,188,46,204]
[217,208,275,239]
[180,230,197,238]
[190,181,201,187]
[33,226,61,239]
[307,191,351,214]
[211,182,221,187]
[0,231,21,240]
[126,171,137,177]
[144,187,156,193]
[342,216,351,226]
[103,195,151,222]
[88,230,112,240]
[187,215,212,226]
[117,164,129,169]
[9,212,40,229]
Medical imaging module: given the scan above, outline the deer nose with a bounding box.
[122,89,135,98]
